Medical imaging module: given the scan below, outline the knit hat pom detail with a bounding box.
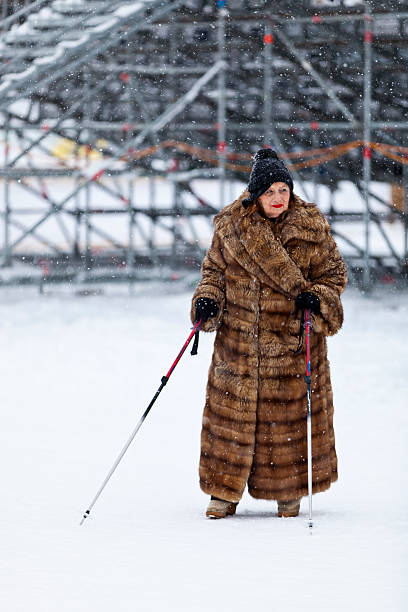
[254,149,278,161]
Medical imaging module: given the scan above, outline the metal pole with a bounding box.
[403,163,408,267]
[74,141,81,262]
[304,309,313,529]
[149,176,156,256]
[146,177,163,273]
[312,131,319,205]
[1,0,6,24]
[84,69,92,273]
[363,5,373,290]
[269,21,356,125]
[262,28,311,200]
[3,113,11,267]
[217,1,227,208]
[171,181,180,266]
[128,183,136,293]
[85,182,91,272]
[263,25,273,147]
[266,11,408,24]
[270,125,312,202]
[127,178,135,271]
[124,71,136,288]
[329,186,336,216]
[5,120,408,135]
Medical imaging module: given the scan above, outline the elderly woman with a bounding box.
[190,149,347,519]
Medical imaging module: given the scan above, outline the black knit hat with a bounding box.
[242,149,294,208]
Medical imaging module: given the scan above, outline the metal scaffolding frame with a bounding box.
[0,0,407,288]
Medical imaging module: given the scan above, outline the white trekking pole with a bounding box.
[79,319,202,526]
[304,309,313,528]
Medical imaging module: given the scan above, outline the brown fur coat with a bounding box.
[191,193,347,503]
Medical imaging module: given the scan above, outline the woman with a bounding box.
[190,149,347,519]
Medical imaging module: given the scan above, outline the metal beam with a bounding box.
[8,121,402,133]
[263,24,273,147]
[0,61,225,254]
[217,5,227,207]
[0,0,186,110]
[362,5,373,289]
[269,21,357,125]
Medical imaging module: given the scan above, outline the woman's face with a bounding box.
[258,182,291,219]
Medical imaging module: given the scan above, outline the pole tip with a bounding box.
[79,509,90,526]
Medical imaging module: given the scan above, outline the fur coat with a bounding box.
[190,193,347,503]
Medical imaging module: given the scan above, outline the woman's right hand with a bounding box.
[195,297,219,323]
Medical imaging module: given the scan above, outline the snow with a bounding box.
[54,36,90,51]
[114,3,144,19]
[3,65,36,82]
[91,18,118,34]
[0,285,407,611]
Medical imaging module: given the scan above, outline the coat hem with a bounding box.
[248,473,338,501]
[200,480,244,504]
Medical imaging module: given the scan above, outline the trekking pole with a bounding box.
[80,319,202,526]
[304,309,313,529]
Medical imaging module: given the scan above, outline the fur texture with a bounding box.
[191,192,347,503]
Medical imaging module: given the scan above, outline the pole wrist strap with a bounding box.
[191,329,200,355]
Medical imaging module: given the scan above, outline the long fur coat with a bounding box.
[190,193,347,503]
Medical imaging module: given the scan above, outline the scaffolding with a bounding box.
[0,0,407,288]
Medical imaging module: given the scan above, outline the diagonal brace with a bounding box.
[269,22,357,125]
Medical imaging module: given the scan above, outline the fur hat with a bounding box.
[242,149,294,208]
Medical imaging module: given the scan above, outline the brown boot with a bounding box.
[206,497,237,519]
[278,499,301,517]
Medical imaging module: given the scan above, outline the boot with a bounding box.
[278,499,301,517]
[206,497,237,519]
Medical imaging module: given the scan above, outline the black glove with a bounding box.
[195,297,219,323]
[295,291,320,315]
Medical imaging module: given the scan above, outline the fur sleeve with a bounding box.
[307,226,348,336]
[190,231,226,332]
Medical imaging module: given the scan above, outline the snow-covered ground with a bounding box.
[0,284,407,611]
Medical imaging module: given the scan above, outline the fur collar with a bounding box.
[213,192,328,299]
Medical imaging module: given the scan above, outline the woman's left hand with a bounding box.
[195,297,219,323]
[295,291,320,315]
